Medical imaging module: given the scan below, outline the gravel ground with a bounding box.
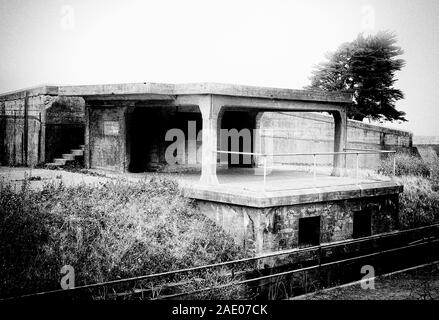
[292,263,439,300]
[0,166,115,190]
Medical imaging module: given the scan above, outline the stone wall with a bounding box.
[88,105,127,172]
[196,194,399,255]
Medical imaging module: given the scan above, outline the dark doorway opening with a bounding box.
[298,216,321,247]
[127,107,202,173]
[220,111,256,167]
[127,107,162,173]
[353,210,372,239]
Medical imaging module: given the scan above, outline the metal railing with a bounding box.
[216,149,397,189]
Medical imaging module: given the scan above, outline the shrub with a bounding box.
[377,153,439,229]
[378,153,431,177]
[395,176,439,229]
[0,176,247,299]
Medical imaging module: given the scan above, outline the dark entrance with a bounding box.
[127,107,202,173]
[220,111,256,167]
[298,216,321,247]
[353,210,372,239]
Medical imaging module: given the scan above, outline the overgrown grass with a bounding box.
[378,153,432,177]
[378,153,439,229]
[395,176,439,229]
[0,176,247,299]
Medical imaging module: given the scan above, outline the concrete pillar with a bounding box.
[0,101,6,165]
[120,103,135,172]
[217,108,227,168]
[253,111,264,167]
[199,96,222,185]
[84,101,91,169]
[332,109,347,176]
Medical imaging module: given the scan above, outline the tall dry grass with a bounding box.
[0,176,247,299]
[378,153,439,229]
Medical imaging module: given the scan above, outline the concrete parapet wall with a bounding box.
[259,112,413,169]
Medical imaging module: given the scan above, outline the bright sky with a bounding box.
[0,0,438,136]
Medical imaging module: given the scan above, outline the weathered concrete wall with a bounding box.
[0,92,84,167]
[259,112,413,169]
[88,105,127,172]
[1,95,50,166]
[196,194,399,255]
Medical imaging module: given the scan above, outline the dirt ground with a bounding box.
[0,166,117,190]
[292,263,439,300]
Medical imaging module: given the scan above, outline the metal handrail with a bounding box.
[216,149,397,189]
[216,150,396,157]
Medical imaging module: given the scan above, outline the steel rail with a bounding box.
[4,224,438,300]
[156,238,439,300]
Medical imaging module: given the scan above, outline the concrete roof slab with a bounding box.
[57,82,353,104]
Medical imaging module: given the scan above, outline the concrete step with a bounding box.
[46,144,85,167]
[62,154,75,161]
[71,149,84,156]
[54,158,68,165]
[45,162,63,167]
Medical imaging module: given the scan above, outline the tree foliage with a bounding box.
[308,31,407,122]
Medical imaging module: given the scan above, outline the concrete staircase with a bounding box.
[46,144,85,168]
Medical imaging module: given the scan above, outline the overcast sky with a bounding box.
[0,0,438,136]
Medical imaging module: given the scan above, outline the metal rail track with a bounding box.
[3,223,439,301]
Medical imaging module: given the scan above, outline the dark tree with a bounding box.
[308,31,407,122]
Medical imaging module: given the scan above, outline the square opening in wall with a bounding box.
[353,210,372,239]
[298,216,321,247]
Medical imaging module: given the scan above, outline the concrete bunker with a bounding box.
[0,82,403,255]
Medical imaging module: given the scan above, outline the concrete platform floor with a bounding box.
[0,165,392,195]
[123,166,391,192]
[196,167,388,192]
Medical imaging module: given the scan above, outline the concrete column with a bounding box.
[84,101,91,169]
[0,102,5,165]
[120,102,135,172]
[199,95,222,185]
[217,108,227,169]
[332,109,347,176]
[253,111,264,167]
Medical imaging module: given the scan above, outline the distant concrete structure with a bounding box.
[413,135,439,163]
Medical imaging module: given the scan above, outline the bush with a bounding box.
[378,153,431,177]
[377,153,439,229]
[396,176,439,229]
[0,176,247,299]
